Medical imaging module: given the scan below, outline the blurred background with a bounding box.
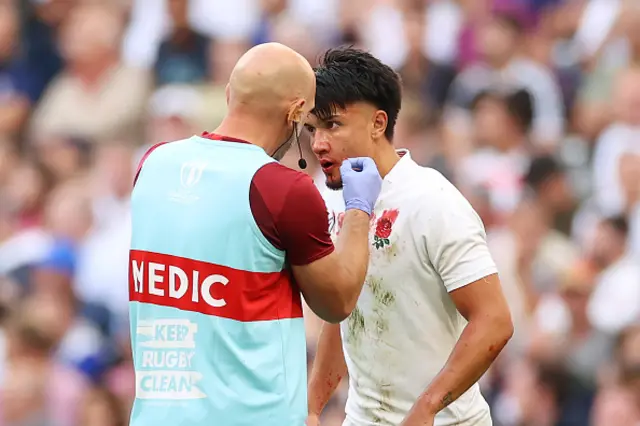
[0,0,639,425]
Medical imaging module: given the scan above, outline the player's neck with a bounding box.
[214,114,281,154]
[374,142,401,179]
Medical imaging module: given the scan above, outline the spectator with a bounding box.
[1,300,89,426]
[531,260,610,425]
[587,216,640,335]
[459,88,534,217]
[0,2,37,141]
[32,135,93,183]
[3,160,54,230]
[252,0,289,45]
[30,3,151,142]
[591,325,640,426]
[75,143,134,326]
[591,66,640,217]
[573,0,640,139]
[397,13,457,111]
[153,0,211,86]
[446,12,565,149]
[19,0,67,105]
[522,154,576,233]
[145,84,204,144]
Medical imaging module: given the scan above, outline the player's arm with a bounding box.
[291,207,371,323]
[405,274,513,422]
[307,322,347,421]
[251,163,372,324]
[403,186,513,424]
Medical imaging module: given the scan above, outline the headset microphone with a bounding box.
[295,122,307,169]
[297,140,307,169]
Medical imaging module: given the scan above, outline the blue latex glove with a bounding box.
[340,157,382,216]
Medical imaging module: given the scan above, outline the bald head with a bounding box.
[227,43,315,119]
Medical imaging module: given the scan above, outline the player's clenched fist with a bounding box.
[340,157,382,216]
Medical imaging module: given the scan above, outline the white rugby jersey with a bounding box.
[322,150,497,426]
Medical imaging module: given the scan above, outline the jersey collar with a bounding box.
[384,149,416,184]
[200,132,251,144]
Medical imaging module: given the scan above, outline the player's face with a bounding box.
[306,103,377,190]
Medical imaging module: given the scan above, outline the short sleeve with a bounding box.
[250,162,334,266]
[278,175,335,265]
[416,175,498,292]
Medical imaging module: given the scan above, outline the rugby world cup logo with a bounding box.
[169,161,207,203]
[180,161,206,188]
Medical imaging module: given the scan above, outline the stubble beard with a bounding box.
[326,174,343,191]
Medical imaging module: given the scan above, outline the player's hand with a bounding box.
[340,157,382,216]
[305,413,321,426]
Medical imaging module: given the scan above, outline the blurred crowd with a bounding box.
[0,0,639,425]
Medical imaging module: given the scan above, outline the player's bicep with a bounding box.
[451,273,513,344]
[449,273,506,321]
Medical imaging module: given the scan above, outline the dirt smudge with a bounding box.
[346,306,365,345]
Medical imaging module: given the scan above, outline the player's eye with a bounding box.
[327,121,340,130]
[304,124,316,135]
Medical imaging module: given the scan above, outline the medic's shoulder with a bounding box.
[133,141,170,187]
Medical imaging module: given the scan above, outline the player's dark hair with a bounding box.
[313,47,402,141]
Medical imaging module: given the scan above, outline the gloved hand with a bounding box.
[340,157,382,216]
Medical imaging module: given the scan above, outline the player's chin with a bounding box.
[325,172,343,190]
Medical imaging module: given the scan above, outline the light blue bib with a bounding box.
[128,136,307,426]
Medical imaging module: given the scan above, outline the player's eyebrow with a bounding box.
[312,102,345,122]
[310,113,339,125]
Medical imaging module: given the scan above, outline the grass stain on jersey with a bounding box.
[368,277,396,307]
[369,384,393,421]
[368,276,396,338]
[379,385,393,412]
[374,316,389,335]
[346,306,365,345]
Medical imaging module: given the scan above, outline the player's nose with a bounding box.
[310,132,330,156]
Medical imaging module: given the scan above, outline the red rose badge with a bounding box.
[373,209,399,249]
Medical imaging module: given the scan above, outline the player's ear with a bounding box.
[372,110,388,140]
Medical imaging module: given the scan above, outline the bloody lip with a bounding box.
[320,160,335,173]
